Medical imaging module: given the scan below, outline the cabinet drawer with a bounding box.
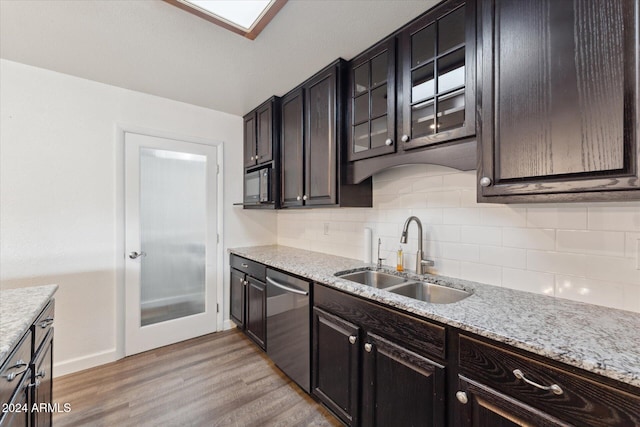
[0,330,32,407]
[459,334,640,426]
[315,284,446,360]
[33,299,55,354]
[230,255,266,280]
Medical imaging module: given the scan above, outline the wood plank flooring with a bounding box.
[53,329,341,427]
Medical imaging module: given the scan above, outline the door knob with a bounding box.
[456,391,468,404]
[480,177,492,187]
[385,138,393,146]
[129,251,146,259]
[349,335,357,344]
[401,134,410,143]
[364,343,373,353]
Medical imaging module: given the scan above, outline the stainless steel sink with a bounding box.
[388,282,471,304]
[337,270,408,288]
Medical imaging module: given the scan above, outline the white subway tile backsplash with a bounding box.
[459,262,502,286]
[527,250,587,276]
[556,230,625,257]
[588,206,640,231]
[555,275,628,311]
[479,246,526,269]
[441,242,480,262]
[503,227,555,250]
[443,208,481,225]
[276,167,640,313]
[480,207,527,227]
[502,268,555,295]
[460,226,502,245]
[526,207,588,229]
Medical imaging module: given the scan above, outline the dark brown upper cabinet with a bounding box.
[280,59,372,208]
[347,37,397,162]
[398,0,476,150]
[477,0,640,203]
[243,96,280,168]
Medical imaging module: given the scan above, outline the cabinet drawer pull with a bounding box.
[241,263,249,268]
[39,317,54,328]
[364,343,373,353]
[3,360,28,382]
[456,391,468,404]
[28,379,41,389]
[513,369,563,395]
[348,335,357,345]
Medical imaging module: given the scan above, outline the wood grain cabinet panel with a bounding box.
[245,277,266,350]
[478,0,640,202]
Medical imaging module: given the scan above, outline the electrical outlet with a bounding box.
[324,223,330,235]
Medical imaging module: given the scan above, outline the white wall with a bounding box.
[0,59,277,376]
[277,164,640,313]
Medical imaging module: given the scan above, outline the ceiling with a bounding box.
[0,0,436,116]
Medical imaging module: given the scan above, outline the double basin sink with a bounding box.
[336,269,471,304]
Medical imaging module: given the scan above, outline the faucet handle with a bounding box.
[421,259,435,268]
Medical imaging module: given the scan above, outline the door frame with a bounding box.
[115,124,224,359]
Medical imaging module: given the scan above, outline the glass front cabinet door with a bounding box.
[399,0,475,150]
[348,37,396,161]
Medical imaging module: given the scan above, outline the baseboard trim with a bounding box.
[223,319,234,330]
[53,349,118,378]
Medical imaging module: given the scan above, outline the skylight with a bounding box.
[166,0,287,40]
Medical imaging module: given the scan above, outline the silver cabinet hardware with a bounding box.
[385,138,393,146]
[241,263,249,268]
[28,380,41,389]
[243,280,248,286]
[401,134,410,143]
[456,391,468,404]
[349,335,357,345]
[251,156,254,161]
[364,343,373,353]
[480,177,492,187]
[296,196,301,201]
[513,369,563,395]
[266,277,309,296]
[36,369,46,379]
[4,360,28,382]
[128,251,146,259]
[302,195,308,201]
[256,155,260,160]
[39,317,54,328]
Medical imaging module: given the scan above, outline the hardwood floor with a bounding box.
[53,329,341,427]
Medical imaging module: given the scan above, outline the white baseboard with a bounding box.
[53,348,119,378]
[223,319,235,330]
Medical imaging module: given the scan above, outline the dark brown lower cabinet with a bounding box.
[31,331,53,427]
[361,332,445,427]
[457,376,569,427]
[1,372,30,427]
[312,307,360,426]
[229,268,246,329]
[312,286,447,427]
[246,277,266,350]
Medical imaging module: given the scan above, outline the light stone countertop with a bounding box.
[0,285,58,366]
[230,245,640,388]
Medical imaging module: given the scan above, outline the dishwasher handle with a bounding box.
[267,277,309,296]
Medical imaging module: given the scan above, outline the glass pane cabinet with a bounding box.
[348,37,396,161]
[400,0,475,150]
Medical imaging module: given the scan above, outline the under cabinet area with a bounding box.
[313,283,447,427]
[477,0,640,202]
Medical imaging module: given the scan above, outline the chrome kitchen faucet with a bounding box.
[400,216,434,275]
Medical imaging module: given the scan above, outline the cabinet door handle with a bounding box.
[348,335,357,345]
[364,343,373,353]
[241,263,249,268]
[36,369,46,379]
[296,196,301,201]
[3,360,28,382]
[513,369,563,395]
[456,391,468,404]
[39,317,54,328]
[302,195,308,201]
[385,138,393,146]
[401,134,410,143]
[480,176,492,187]
[250,156,254,161]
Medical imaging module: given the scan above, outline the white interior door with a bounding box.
[124,132,218,355]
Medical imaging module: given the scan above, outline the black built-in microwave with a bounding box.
[244,167,272,204]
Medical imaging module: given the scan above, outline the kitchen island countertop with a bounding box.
[0,285,58,366]
[230,245,640,388]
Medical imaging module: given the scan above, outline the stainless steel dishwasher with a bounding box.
[266,268,310,393]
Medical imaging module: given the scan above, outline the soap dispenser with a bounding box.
[396,247,404,272]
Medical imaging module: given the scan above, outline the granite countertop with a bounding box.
[0,285,58,365]
[230,245,640,388]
